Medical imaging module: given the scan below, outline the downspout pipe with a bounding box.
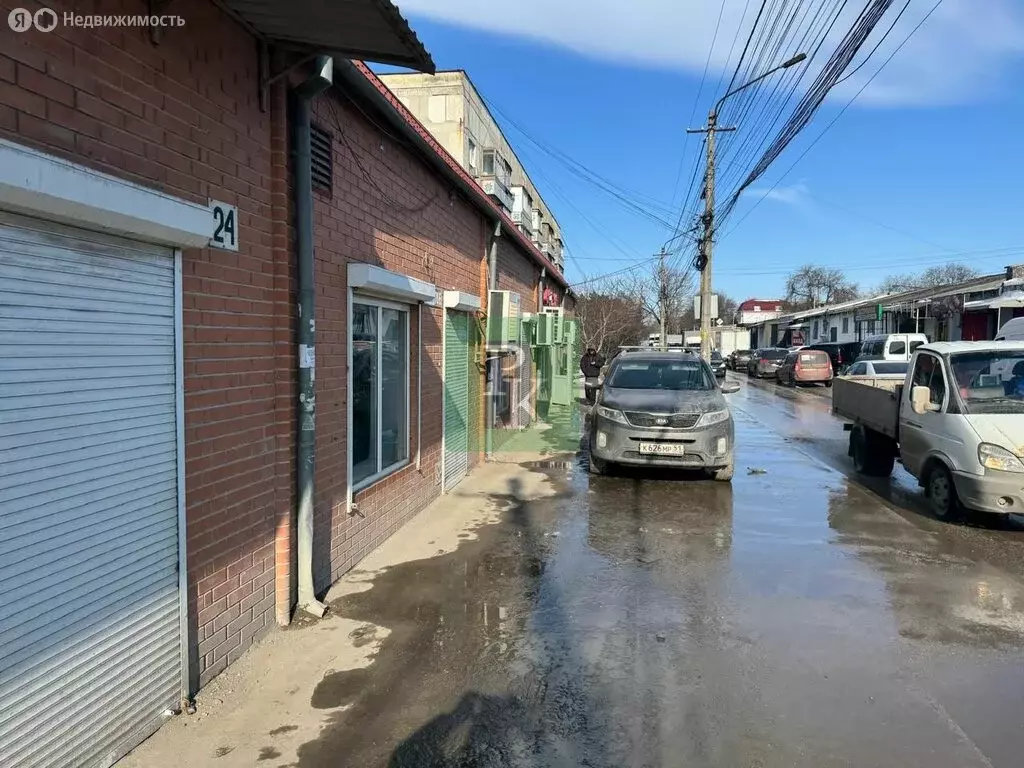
[485,221,500,458]
[292,56,333,618]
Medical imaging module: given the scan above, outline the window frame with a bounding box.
[350,294,411,491]
[482,149,496,176]
[909,351,947,410]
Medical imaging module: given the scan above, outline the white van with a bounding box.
[857,333,929,362]
[995,317,1024,341]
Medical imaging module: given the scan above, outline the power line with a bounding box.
[719,0,943,241]
[668,0,729,212]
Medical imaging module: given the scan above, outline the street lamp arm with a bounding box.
[712,53,807,117]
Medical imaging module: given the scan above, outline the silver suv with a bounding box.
[589,351,740,481]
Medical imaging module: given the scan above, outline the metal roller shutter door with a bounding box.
[444,310,470,491]
[0,211,181,768]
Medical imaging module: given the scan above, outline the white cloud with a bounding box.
[397,0,1024,106]
[744,182,809,206]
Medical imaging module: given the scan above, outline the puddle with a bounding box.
[521,460,575,470]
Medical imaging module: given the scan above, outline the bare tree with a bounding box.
[623,260,696,335]
[784,265,859,310]
[874,262,979,295]
[574,290,645,355]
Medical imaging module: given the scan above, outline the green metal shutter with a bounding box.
[444,310,470,491]
[468,318,481,461]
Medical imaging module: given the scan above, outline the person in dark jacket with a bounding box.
[580,347,605,404]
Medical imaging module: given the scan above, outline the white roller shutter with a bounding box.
[0,211,182,768]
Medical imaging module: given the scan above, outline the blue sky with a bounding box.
[386,0,1024,301]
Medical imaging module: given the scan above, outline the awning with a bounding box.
[963,296,1024,311]
[222,0,434,72]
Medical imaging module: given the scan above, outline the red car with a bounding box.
[776,349,834,387]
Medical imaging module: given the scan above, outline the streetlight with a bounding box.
[689,52,808,360]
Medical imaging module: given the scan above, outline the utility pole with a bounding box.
[688,113,735,360]
[658,248,668,350]
[686,52,807,360]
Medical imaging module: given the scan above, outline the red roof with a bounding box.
[738,298,785,312]
[353,62,568,290]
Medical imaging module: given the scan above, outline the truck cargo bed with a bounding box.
[831,376,902,439]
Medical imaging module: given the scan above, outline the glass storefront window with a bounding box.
[352,300,408,486]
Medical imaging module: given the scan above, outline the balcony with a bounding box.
[480,177,514,213]
[511,208,531,227]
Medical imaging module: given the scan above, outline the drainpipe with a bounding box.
[292,57,333,618]
[538,267,545,310]
[485,221,500,457]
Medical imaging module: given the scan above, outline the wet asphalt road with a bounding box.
[297,376,1024,768]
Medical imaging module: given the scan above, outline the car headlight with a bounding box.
[699,409,730,427]
[596,405,629,425]
[979,443,1024,473]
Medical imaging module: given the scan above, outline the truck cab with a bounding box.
[833,341,1024,519]
[899,342,1024,517]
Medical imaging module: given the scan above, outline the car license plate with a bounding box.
[638,442,686,456]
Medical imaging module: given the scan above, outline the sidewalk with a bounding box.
[118,459,566,768]
[489,402,586,464]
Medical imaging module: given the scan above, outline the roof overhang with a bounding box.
[221,0,434,73]
[964,296,1024,311]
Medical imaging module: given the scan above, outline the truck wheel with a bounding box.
[927,464,961,521]
[850,427,895,477]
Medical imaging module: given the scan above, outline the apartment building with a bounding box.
[378,70,565,271]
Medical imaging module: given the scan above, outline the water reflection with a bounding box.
[827,479,1024,647]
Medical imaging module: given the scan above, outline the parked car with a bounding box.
[807,341,862,374]
[843,360,909,379]
[709,349,727,378]
[747,348,789,378]
[995,317,1024,341]
[776,348,834,387]
[589,350,740,480]
[729,349,753,370]
[856,333,928,362]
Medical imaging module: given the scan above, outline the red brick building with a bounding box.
[0,1,568,763]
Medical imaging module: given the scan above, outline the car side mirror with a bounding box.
[721,381,740,394]
[910,385,937,415]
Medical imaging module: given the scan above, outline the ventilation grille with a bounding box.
[310,123,333,194]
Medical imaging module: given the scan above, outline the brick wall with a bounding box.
[0,0,283,688]
[308,86,486,590]
[495,238,540,313]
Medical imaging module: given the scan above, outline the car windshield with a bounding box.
[761,349,788,360]
[711,351,723,361]
[872,362,907,375]
[608,359,714,391]
[951,351,1024,414]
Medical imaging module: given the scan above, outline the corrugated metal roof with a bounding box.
[221,0,434,72]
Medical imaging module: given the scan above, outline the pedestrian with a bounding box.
[580,347,605,404]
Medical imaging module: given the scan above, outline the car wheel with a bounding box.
[588,443,608,475]
[927,463,961,521]
[824,379,833,388]
[710,457,734,482]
